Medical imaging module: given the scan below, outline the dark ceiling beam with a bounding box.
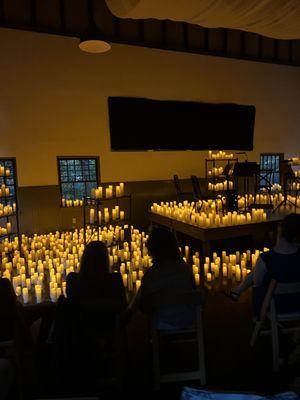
[0,0,299,67]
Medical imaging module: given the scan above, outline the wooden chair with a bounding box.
[149,291,206,390]
[250,279,300,371]
[173,175,194,202]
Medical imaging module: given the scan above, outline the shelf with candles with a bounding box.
[205,151,238,195]
[61,198,84,207]
[83,183,132,244]
[0,158,20,248]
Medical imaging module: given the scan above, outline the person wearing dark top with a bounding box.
[53,241,127,391]
[130,227,196,330]
[231,213,300,318]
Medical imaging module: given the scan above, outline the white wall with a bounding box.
[0,27,299,186]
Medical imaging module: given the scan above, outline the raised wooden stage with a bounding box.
[148,212,282,256]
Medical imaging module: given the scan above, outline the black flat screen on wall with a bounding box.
[108,97,255,151]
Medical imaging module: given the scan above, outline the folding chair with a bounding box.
[250,279,300,371]
[149,291,206,390]
[173,175,193,202]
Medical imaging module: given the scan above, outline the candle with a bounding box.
[194,273,200,286]
[136,280,141,291]
[120,211,125,220]
[89,209,95,224]
[22,288,29,304]
[122,273,128,287]
[206,273,212,282]
[6,222,11,234]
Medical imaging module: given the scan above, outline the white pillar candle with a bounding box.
[89,209,95,224]
[194,273,200,286]
[22,288,29,304]
[136,280,141,291]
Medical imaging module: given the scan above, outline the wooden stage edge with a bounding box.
[148,212,283,256]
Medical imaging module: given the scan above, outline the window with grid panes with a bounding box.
[259,153,283,187]
[57,157,99,200]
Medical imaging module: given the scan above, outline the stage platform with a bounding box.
[149,211,283,256]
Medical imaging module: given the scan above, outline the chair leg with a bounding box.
[197,309,206,386]
[250,321,262,347]
[270,301,280,372]
[152,329,160,391]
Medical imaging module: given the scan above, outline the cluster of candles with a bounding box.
[289,157,300,165]
[271,184,282,192]
[0,184,10,197]
[289,182,300,190]
[187,246,268,284]
[91,183,125,199]
[89,207,125,225]
[61,199,84,207]
[0,226,270,304]
[208,151,234,159]
[208,167,224,176]
[0,203,16,216]
[0,166,10,177]
[237,193,284,209]
[0,225,132,303]
[0,222,12,236]
[208,180,234,191]
[151,201,267,228]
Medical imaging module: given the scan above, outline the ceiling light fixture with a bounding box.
[79,0,111,53]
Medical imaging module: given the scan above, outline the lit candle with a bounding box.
[89,209,95,224]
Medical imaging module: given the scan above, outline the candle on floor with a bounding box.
[22,288,29,304]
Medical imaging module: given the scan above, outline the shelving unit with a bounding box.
[83,194,132,245]
[205,157,238,193]
[0,158,20,247]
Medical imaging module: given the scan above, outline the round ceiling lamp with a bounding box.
[79,33,111,53]
[79,0,111,54]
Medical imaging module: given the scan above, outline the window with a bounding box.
[57,157,100,201]
[259,153,284,187]
[0,158,18,207]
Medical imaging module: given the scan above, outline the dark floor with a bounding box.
[15,283,298,400]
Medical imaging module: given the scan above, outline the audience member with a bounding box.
[130,227,197,330]
[229,213,300,318]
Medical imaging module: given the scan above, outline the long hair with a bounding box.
[280,213,300,243]
[146,227,181,263]
[79,241,110,287]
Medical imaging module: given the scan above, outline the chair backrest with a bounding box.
[258,279,300,322]
[191,176,202,199]
[149,291,202,310]
[173,174,181,195]
[274,281,300,295]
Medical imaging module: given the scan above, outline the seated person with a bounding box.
[230,213,300,318]
[53,241,127,388]
[130,227,197,330]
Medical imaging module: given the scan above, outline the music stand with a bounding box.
[231,162,260,211]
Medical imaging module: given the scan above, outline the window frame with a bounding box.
[259,153,284,186]
[57,156,100,202]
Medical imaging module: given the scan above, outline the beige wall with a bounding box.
[0,27,299,187]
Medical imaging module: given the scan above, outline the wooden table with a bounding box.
[149,212,282,256]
